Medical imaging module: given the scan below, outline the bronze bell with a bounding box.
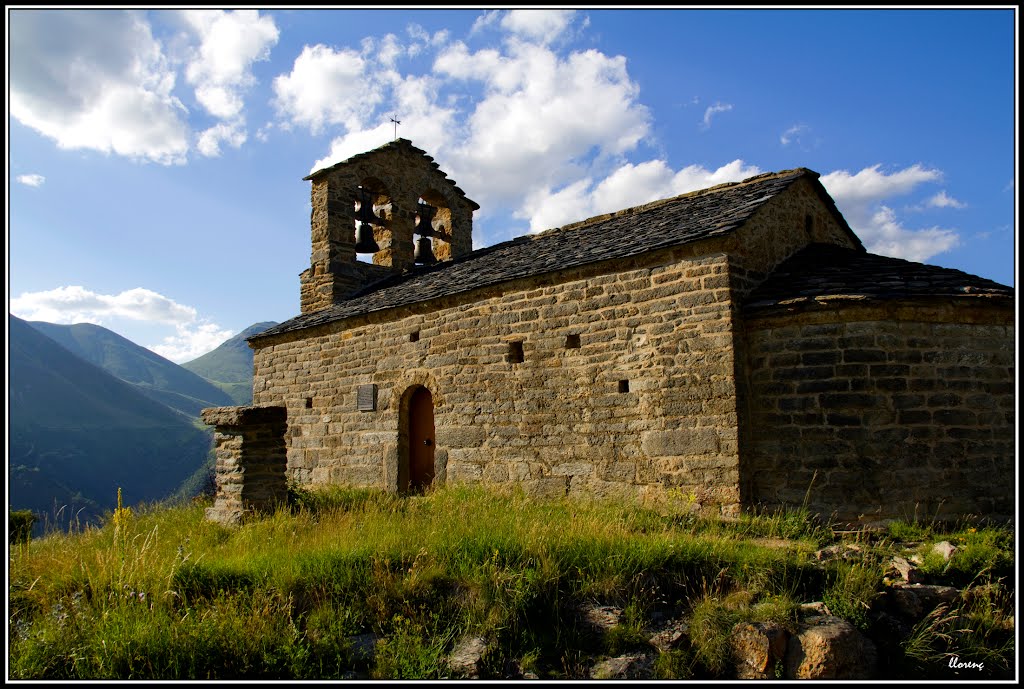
[354,187,380,253]
[354,222,380,254]
[414,235,436,265]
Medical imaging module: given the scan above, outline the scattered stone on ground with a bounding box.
[731,621,788,679]
[784,614,877,680]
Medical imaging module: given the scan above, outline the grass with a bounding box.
[8,484,1015,680]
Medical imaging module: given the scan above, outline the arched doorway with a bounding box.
[402,386,435,492]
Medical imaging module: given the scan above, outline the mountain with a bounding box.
[181,321,277,405]
[28,321,235,416]
[9,315,213,530]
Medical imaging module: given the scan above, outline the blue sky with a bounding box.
[7,8,1017,362]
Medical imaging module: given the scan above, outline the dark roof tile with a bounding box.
[253,169,839,341]
[744,243,1013,312]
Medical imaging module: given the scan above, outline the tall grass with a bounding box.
[8,484,1013,680]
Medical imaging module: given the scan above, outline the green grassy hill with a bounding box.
[28,321,235,417]
[181,321,277,405]
[9,315,213,528]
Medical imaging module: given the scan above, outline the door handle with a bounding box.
[423,439,433,447]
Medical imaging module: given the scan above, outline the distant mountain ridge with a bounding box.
[28,321,235,417]
[9,315,213,528]
[182,321,277,405]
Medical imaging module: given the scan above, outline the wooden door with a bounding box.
[409,387,435,490]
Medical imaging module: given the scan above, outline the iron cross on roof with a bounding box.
[390,115,400,140]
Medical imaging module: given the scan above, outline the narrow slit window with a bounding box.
[508,341,525,364]
[305,397,313,408]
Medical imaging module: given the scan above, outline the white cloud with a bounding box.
[500,9,577,44]
[926,190,967,209]
[196,121,247,157]
[8,9,190,164]
[150,321,237,362]
[859,207,960,263]
[273,44,379,134]
[780,123,808,146]
[11,286,199,325]
[700,102,732,130]
[820,164,941,207]
[17,174,45,187]
[181,10,279,120]
[821,164,959,262]
[520,159,762,233]
[437,40,651,207]
[9,285,234,363]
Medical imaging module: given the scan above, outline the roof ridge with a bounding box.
[529,167,815,241]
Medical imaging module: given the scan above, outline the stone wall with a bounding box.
[725,175,861,299]
[254,243,746,514]
[201,405,288,525]
[740,302,1015,525]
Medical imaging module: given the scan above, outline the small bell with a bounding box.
[414,236,436,265]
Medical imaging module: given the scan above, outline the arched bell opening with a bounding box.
[398,385,436,494]
[415,189,454,265]
[353,177,392,264]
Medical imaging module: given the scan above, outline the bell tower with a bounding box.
[299,139,479,314]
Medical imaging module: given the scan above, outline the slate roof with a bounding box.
[252,168,852,341]
[744,243,1014,313]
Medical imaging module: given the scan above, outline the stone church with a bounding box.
[202,139,1014,526]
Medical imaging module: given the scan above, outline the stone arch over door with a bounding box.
[398,384,437,493]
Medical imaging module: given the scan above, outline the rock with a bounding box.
[814,544,862,562]
[799,601,831,617]
[731,621,788,679]
[887,583,959,620]
[889,556,923,583]
[579,604,624,634]
[590,653,656,679]
[932,540,958,561]
[784,615,877,679]
[449,635,488,679]
[647,617,689,652]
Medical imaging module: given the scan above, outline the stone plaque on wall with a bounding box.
[357,384,378,411]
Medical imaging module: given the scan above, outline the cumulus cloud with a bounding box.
[10,286,200,325]
[521,159,762,233]
[196,121,247,157]
[858,207,960,263]
[273,44,380,134]
[9,9,190,164]
[8,9,278,164]
[9,285,234,363]
[500,9,578,44]
[436,40,651,206]
[17,174,45,187]
[700,102,732,130]
[926,190,967,209]
[182,10,279,119]
[149,321,237,362]
[821,164,960,262]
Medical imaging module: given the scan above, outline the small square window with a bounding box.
[508,341,524,364]
[305,397,313,408]
[618,380,630,394]
[410,331,420,342]
[565,334,581,349]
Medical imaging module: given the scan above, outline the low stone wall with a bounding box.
[740,302,1015,525]
[201,405,288,525]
